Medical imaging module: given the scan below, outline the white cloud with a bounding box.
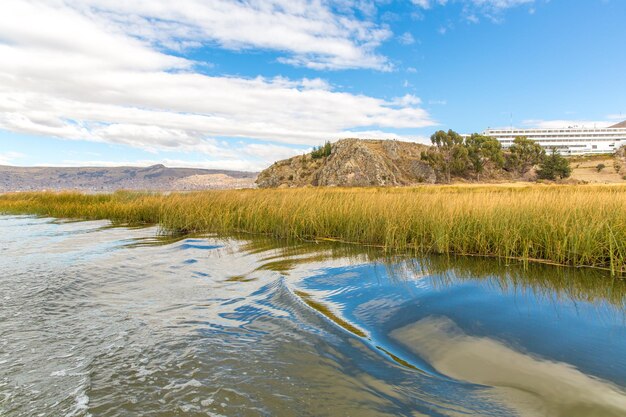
[57,158,266,172]
[521,119,615,129]
[46,143,305,171]
[411,0,450,9]
[0,0,435,170]
[471,0,534,9]
[338,130,431,145]
[61,0,393,71]
[398,32,416,45]
[391,94,422,106]
[411,0,433,8]
[469,0,534,22]
[414,0,531,9]
[0,151,25,165]
[607,114,625,122]
[412,0,534,21]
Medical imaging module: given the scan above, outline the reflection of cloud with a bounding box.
[391,317,626,417]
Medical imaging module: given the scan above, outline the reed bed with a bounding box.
[1,185,625,274]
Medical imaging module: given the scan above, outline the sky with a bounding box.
[0,0,625,171]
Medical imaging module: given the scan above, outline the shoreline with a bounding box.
[1,185,625,275]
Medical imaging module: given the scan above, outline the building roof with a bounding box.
[609,120,626,128]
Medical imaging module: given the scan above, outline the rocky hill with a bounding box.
[0,164,257,192]
[256,139,435,188]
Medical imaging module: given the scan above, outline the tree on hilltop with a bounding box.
[465,134,505,180]
[505,136,545,175]
[421,129,470,182]
[311,141,332,159]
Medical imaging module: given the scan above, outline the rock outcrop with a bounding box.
[256,139,435,188]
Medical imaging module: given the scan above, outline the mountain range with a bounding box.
[0,164,257,192]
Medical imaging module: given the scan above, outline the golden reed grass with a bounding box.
[1,184,625,274]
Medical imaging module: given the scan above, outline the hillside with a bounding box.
[569,148,626,184]
[256,139,435,188]
[0,164,257,192]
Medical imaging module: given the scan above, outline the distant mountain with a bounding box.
[0,164,258,192]
[609,120,626,129]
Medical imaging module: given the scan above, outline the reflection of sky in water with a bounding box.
[295,262,626,387]
[1,215,625,417]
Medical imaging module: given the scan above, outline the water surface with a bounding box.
[1,215,625,416]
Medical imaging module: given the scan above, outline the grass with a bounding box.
[1,184,625,275]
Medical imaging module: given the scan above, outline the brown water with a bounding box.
[1,215,625,416]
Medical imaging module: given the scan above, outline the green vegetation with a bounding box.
[537,148,571,180]
[465,133,505,180]
[311,141,332,159]
[421,130,469,183]
[505,136,545,175]
[422,130,505,182]
[422,133,574,183]
[1,185,625,275]
[596,163,606,172]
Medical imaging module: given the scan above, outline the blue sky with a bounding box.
[0,0,624,171]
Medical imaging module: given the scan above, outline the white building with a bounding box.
[483,120,626,155]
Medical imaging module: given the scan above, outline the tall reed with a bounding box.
[1,185,625,274]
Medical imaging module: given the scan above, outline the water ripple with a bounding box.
[1,215,625,416]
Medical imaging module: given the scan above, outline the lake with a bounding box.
[1,215,625,416]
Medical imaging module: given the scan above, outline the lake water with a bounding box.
[1,215,626,417]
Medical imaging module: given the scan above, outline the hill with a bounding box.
[568,148,626,184]
[0,164,257,192]
[256,139,435,188]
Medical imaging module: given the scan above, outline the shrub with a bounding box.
[596,163,606,172]
[537,148,571,180]
[311,141,332,159]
